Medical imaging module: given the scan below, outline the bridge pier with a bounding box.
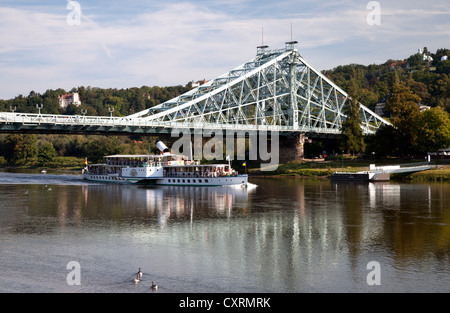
[279,133,305,163]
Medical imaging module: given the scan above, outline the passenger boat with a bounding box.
[82,141,248,187]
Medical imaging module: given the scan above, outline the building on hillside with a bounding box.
[418,103,431,112]
[390,61,407,70]
[191,79,207,88]
[373,102,429,117]
[375,103,386,116]
[418,48,433,62]
[59,93,81,108]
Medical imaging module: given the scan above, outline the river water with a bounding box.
[0,170,449,293]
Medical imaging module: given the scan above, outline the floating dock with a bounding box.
[330,164,433,182]
[330,171,390,182]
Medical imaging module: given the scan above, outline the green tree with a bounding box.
[38,142,57,165]
[3,134,38,164]
[386,77,421,154]
[407,53,425,70]
[436,60,450,75]
[415,107,450,153]
[83,136,125,163]
[340,80,366,155]
[366,125,403,157]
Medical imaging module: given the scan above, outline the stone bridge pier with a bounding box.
[279,133,306,163]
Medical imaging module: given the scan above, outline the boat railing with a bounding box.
[164,171,239,178]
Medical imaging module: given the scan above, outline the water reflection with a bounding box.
[1,173,450,292]
[17,183,257,227]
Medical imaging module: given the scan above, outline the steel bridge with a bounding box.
[0,42,389,138]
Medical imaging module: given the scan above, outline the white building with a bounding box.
[59,93,81,108]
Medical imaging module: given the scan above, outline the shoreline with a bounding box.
[2,158,450,183]
[248,160,450,183]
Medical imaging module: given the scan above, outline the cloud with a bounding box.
[0,1,449,99]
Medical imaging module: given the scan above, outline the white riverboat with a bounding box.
[82,141,248,187]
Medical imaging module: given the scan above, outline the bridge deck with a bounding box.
[0,112,343,136]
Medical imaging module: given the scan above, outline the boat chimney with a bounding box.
[155,140,170,154]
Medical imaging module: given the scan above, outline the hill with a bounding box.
[322,47,450,112]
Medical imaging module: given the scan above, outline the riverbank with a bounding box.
[249,158,450,182]
[2,156,450,182]
[0,156,85,172]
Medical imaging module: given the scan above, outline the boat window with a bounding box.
[199,179,202,183]
[193,179,196,183]
[187,179,190,183]
[205,179,208,183]
[168,179,171,183]
[177,179,180,183]
[182,179,185,183]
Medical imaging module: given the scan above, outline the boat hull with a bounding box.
[330,172,390,182]
[83,173,248,186]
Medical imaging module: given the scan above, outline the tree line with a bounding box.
[323,47,450,111]
[0,134,160,166]
[0,84,192,117]
[333,48,450,157]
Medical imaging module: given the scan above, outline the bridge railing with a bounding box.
[0,112,344,135]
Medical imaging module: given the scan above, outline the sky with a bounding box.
[0,0,449,100]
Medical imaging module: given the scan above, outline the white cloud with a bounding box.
[0,1,449,99]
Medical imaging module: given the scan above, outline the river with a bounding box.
[0,170,449,293]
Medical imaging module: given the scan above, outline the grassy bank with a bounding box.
[249,157,388,178]
[249,158,450,182]
[0,156,85,171]
[394,165,450,182]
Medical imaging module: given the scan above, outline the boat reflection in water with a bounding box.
[79,183,258,227]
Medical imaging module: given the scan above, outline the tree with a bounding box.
[340,80,366,155]
[3,134,38,164]
[83,136,125,163]
[407,53,425,70]
[38,142,57,165]
[386,78,421,154]
[436,60,450,75]
[415,107,450,153]
[366,124,403,157]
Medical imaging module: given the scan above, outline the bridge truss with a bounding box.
[0,42,389,136]
[128,42,390,135]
